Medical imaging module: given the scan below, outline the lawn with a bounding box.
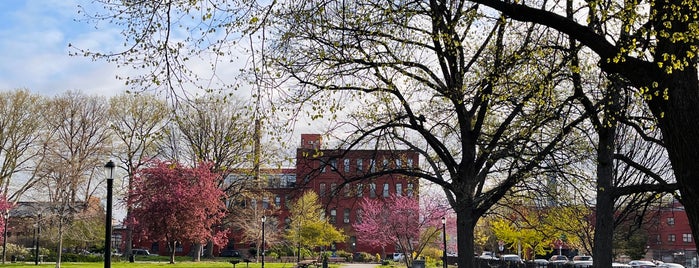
[1,262,305,268]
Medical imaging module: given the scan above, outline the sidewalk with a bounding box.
[341,263,380,268]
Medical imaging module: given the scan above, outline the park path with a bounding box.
[341,263,380,268]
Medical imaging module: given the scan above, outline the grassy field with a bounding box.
[0,262,310,268]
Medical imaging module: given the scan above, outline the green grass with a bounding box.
[0,262,309,268]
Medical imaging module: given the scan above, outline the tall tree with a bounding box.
[463,0,699,264]
[267,1,587,266]
[174,95,257,258]
[353,195,446,267]
[0,89,44,200]
[128,160,227,264]
[37,91,111,268]
[108,93,170,262]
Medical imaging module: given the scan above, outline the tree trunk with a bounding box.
[56,220,63,268]
[169,241,177,264]
[653,70,699,247]
[192,243,202,261]
[455,206,477,268]
[592,76,621,268]
[204,240,214,258]
[593,113,616,268]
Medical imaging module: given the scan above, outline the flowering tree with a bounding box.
[286,191,345,259]
[353,195,448,266]
[128,160,227,264]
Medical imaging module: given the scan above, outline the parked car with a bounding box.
[570,255,594,267]
[549,255,569,267]
[220,249,241,258]
[532,259,549,267]
[132,249,152,256]
[629,260,657,268]
[392,253,405,262]
[501,254,525,267]
[657,263,685,268]
[613,263,633,268]
[479,251,498,260]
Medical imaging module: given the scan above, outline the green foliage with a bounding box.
[285,191,346,256]
[334,250,351,261]
[353,252,373,262]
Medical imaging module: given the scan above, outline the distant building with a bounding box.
[129,134,420,258]
[294,134,420,256]
[646,199,697,266]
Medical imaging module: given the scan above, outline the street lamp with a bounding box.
[104,160,115,268]
[442,216,447,268]
[35,212,41,265]
[261,215,266,268]
[2,210,9,264]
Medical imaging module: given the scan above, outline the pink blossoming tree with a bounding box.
[353,194,449,266]
[128,160,228,264]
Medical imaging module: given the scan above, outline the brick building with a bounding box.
[646,199,698,266]
[129,134,420,258]
[293,134,420,256]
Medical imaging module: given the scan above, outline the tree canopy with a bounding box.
[128,160,228,264]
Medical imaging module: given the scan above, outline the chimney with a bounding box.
[301,134,322,149]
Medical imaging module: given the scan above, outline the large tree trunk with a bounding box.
[455,204,477,268]
[593,108,616,268]
[653,69,699,246]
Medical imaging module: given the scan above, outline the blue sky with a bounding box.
[0,0,126,96]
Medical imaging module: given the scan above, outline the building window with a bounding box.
[370,159,376,172]
[344,184,351,197]
[330,209,337,224]
[275,195,281,208]
[383,183,390,197]
[344,208,350,224]
[667,217,675,225]
[656,234,662,244]
[262,197,269,209]
[344,159,350,173]
[330,159,338,171]
[357,159,363,172]
[285,218,291,229]
[320,183,327,197]
[356,209,362,224]
[382,158,389,170]
[370,183,377,198]
[683,233,692,243]
[357,183,363,197]
[331,183,337,197]
[407,183,414,197]
[668,234,676,242]
[395,159,402,168]
[396,183,403,196]
[285,194,291,209]
[407,158,413,168]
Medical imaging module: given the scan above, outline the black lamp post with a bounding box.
[442,216,447,268]
[104,160,115,268]
[34,212,40,265]
[2,210,8,264]
[261,215,267,268]
[261,215,266,268]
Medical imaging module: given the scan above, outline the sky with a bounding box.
[0,0,129,96]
